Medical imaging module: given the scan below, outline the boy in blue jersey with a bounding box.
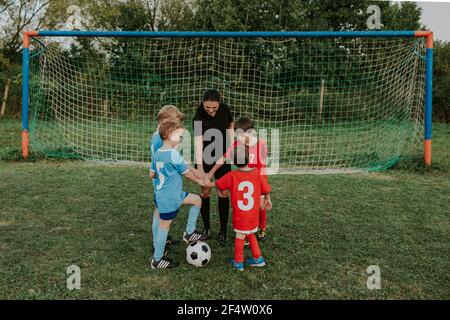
[149,105,184,256]
[150,119,209,269]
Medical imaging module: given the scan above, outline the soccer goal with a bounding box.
[21,30,433,174]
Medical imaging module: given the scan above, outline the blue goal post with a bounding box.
[21,30,433,169]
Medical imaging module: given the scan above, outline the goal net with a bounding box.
[27,33,427,173]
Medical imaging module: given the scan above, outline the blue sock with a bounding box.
[186,205,201,234]
[153,227,169,262]
[152,214,159,249]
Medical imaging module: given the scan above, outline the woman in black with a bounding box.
[193,89,234,245]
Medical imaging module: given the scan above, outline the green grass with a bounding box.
[0,118,449,299]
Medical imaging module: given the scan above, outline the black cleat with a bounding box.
[183,230,206,244]
[218,232,228,246]
[151,247,173,260]
[163,249,174,260]
[257,229,268,241]
[150,257,179,269]
[201,228,211,240]
[166,234,179,247]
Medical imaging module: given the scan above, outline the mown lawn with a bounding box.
[0,118,449,299]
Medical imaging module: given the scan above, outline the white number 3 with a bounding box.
[238,181,254,211]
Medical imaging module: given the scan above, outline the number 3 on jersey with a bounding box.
[238,181,254,211]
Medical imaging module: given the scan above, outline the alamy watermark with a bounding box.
[66,5,82,30]
[366,265,382,290]
[66,264,81,290]
[171,122,280,174]
[367,5,383,30]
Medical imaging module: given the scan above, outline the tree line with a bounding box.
[0,0,448,121]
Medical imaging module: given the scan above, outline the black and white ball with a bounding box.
[186,241,211,267]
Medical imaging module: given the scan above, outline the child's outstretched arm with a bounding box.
[207,156,226,178]
[214,172,230,194]
[207,136,234,179]
[188,165,205,179]
[184,169,212,188]
[204,177,216,189]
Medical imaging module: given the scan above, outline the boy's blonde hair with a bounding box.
[157,105,184,124]
[159,118,184,140]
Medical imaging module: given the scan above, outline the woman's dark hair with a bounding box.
[235,117,255,132]
[202,89,221,102]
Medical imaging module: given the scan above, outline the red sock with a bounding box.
[234,238,245,263]
[259,208,267,230]
[247,233,262,259]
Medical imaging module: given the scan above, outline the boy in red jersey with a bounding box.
[206,145,271,271]
[206,117,272,241]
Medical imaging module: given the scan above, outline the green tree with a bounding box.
[191,0,423,32]
[433,41,450,122]
[82,0,193,31]
[3,0,446,122]
[85,0,148,31]
[159,0,193,31]
[382,1,422,30]
[191,0,309,31]
[0,0,50,59]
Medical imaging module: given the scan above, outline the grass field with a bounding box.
[0,118,449,299]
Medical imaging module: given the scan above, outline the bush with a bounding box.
[433,41,450,122]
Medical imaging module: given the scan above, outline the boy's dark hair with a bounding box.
[159,119,184,140]
[202,89,221,102]
[235,117,255,132]
[231,145,249,168]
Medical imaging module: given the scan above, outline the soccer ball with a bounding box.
[186,241,211,267]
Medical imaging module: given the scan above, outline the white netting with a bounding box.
[28,36,426,173]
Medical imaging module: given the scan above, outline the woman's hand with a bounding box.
[202,175,216,189]
[197,165,205,177]
[203,173,211,185]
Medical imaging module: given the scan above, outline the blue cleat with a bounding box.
[230,259,244,271]
[245,256,266,267]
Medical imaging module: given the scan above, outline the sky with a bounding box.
[0,1,449,42]
[414,1,450,41]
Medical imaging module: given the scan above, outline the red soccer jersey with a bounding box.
[215,169,271,233]
[225,139,268,173]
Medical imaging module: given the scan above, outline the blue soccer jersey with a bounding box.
[150,148,189,214]
[149,132,163,158]
[149,131,164,190]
